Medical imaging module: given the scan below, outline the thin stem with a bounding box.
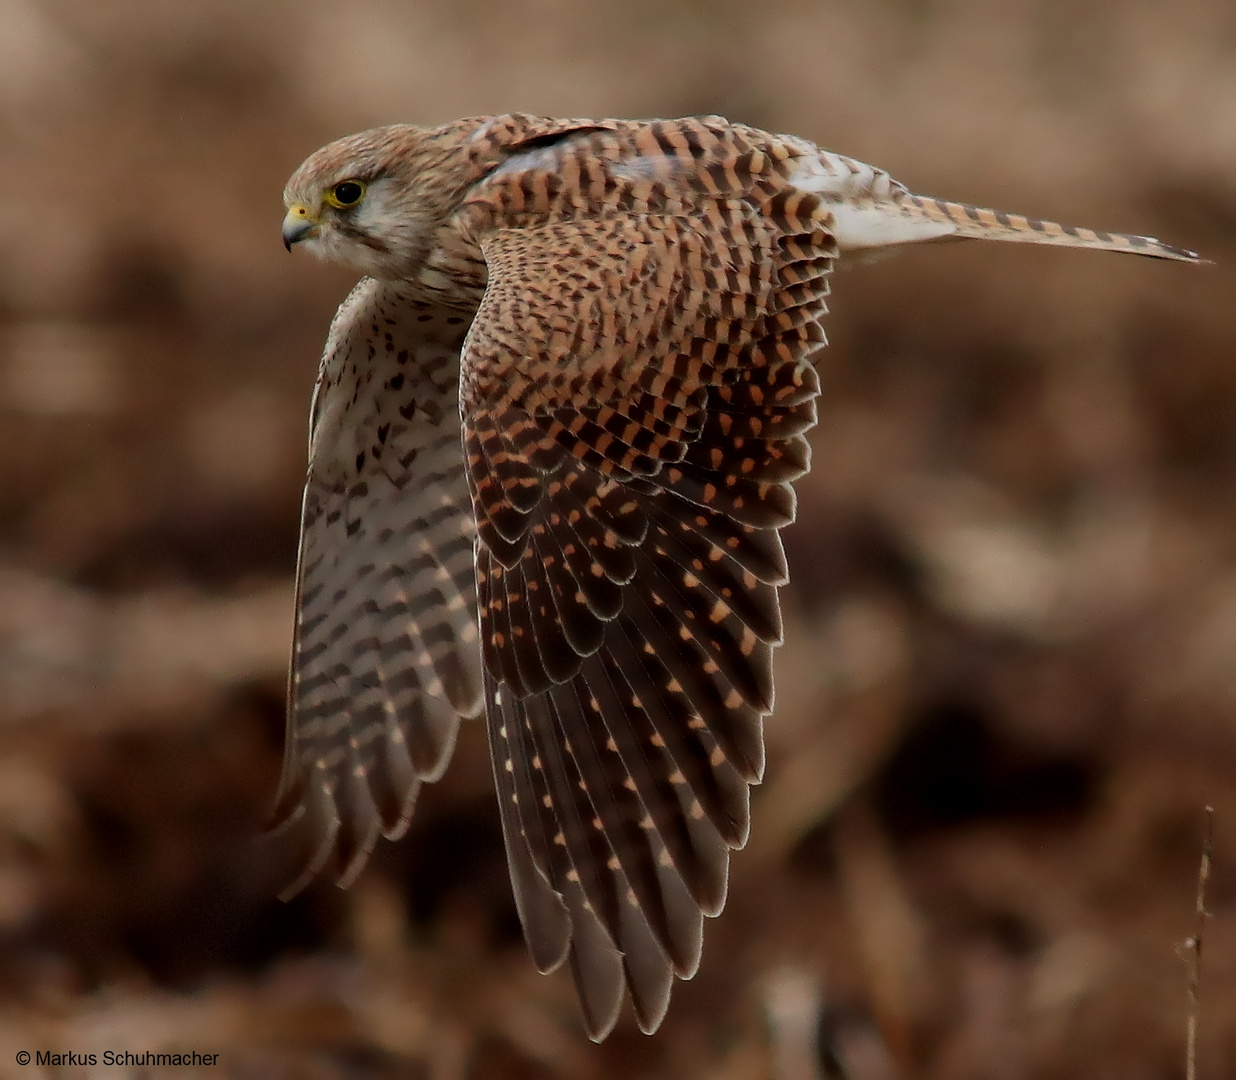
[1185,805,1214,1080]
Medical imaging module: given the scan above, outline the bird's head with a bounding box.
[282,124,472,279]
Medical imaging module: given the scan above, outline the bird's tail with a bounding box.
[895,191,1202,263]
[797,150,1202,263]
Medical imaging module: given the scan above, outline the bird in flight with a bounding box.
[276,114,1198,1040]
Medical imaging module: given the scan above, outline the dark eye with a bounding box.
[330,180,365,207]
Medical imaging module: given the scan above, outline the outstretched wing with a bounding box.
[274,278,483,896]
[457,118,835,1038]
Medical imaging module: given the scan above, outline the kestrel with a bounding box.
[275,114,1197,1040]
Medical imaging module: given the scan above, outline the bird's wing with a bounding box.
[273,278,483,896]
[457,117,835,1039]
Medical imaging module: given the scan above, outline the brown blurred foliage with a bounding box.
[1,1,1235,1077]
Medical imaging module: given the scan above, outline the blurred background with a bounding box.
[1,0,1235,1076]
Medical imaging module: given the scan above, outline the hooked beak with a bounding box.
[282,205,319,251]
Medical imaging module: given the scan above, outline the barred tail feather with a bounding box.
[897,193,1203,262]
[790,150,1202,262]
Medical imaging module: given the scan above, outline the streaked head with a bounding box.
[282,124,468,279]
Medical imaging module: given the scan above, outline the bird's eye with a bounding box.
[326,180,366,208]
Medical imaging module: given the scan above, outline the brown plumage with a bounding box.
[276,113,1198,1039]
